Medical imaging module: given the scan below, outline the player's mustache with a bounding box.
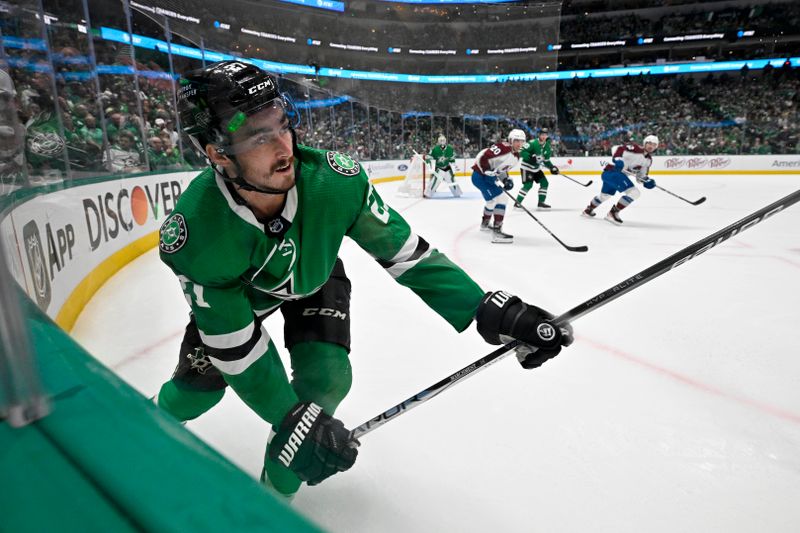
[269,156,294,175]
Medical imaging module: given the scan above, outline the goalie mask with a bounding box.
[438,135,447,146]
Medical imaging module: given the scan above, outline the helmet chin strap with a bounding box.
[216,128,301,195]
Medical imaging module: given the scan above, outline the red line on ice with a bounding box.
[583,337,800,425]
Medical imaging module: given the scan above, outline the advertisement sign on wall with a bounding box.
[4,171,195,320]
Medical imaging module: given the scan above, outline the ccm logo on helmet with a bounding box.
[248,80,273,94]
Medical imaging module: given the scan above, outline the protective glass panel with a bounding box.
[41,0,101,177]
[124,0,562,161]
[3,0,69,182]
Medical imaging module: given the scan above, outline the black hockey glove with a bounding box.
[502,177,514,191]
[475,291,574,369]
[550,165,560,175]
[267,402,359,485]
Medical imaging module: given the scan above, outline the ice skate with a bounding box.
[605,206,623,225]
[537,201,551,209]
[480,219,494,232]
[582,206,596,218]
[491,226,513,243]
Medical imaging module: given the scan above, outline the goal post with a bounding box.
[397,153,430,198]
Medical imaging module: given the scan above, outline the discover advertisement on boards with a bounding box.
[4,171,195,319]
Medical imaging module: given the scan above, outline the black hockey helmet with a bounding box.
[178,60,299,158]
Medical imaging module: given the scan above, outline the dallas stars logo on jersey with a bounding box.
[160,213,188,254]
[326,151,360,176]
[27,131,65,157]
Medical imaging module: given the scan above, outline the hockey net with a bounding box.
[397,153,430,198]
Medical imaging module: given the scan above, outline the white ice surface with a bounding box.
[71,173,800,533]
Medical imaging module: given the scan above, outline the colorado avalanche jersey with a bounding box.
[606,143,652,180]
[472,142,519,176]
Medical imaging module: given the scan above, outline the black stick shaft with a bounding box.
[555,188,799,323]
[502,189,588,252]
[560,173,593,187]
[351,340,522,439]
[655,184,706,205]
[351,189,800,441]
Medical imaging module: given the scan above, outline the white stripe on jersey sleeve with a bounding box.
[386,248,434,279]
[200,320,255,349]
[390,233,420,263]
[208,327,270,375]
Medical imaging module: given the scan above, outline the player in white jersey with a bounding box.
[582,135,659,224]
[470,129,525,243]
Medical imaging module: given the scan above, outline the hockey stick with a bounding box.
[350,188,800,440]
[656,184,706,206]
[559,172,593,187]
[504,189,589,253]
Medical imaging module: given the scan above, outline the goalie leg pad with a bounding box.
[427,173,441,194]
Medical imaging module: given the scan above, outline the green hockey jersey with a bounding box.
[429,144,455,170]
[520,138,555,172]
[159,145,484,423]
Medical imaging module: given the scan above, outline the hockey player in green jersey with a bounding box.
[156,61,574,499]
[515,128,559,209]
[426,135,461,197]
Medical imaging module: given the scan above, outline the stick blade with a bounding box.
[583,180,593,187]
[567,245,589,253]
[692,197,707,206]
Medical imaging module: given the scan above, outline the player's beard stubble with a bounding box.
[238,153,296,194]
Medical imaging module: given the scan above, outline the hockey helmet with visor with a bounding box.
[178,60,299,158]
[643,134,659,152]
[507,129,526,142]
